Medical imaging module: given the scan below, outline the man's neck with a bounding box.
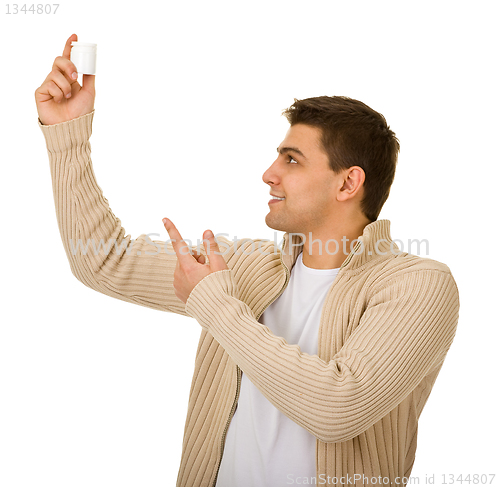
[300,220,370,270]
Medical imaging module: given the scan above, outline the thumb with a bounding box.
[203,230,226,270]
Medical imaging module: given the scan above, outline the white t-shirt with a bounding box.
[216,251,340,487]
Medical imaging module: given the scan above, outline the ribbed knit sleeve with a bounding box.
[185,268,460,443]
[38,111,188,315]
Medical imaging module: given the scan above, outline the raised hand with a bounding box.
[35,34,96,125]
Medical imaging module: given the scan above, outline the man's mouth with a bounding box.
[269,195,285,205]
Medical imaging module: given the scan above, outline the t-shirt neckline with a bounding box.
[297,252,341,275]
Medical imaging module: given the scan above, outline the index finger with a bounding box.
[62,34,78,60]
[162,218,193,263]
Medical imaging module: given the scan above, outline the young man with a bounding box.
[36,35,460,487]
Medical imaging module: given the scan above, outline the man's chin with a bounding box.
[265,215,311,237]
[265,214,292,233]
[264,213,278,228]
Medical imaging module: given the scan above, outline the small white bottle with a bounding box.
[70,41,97,75]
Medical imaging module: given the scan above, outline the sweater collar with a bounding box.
[280,219,398,272]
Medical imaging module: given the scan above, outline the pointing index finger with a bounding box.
[163,218,193,263]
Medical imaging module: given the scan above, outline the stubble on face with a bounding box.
[264,124,338,235]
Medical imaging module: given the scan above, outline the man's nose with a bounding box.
[262,157,280,186]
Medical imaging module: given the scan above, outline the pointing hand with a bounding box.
[162,218,228,304]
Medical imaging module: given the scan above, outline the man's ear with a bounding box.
[338,166,365,200]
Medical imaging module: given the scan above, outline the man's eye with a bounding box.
[288,157,298,164]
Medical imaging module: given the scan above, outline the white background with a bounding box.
[1,1,499,486]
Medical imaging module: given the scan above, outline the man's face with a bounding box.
[262,123,340,234]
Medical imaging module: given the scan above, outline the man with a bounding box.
[36,34,460,487]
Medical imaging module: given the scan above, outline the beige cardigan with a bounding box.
[39,110,460,487]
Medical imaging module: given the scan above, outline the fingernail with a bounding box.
[66,92,71,98]
[163,218,168,224]
[206,230,213,238]
[72,72,78,79]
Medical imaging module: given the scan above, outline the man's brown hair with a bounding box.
[282,96,400,223]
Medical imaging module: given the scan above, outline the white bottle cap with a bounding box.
[70,41,97,75]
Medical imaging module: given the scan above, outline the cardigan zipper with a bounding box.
[211,247,291,487]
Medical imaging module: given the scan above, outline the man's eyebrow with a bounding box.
[276,146,307,159]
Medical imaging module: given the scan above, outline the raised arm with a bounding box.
[35,34,190,316]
